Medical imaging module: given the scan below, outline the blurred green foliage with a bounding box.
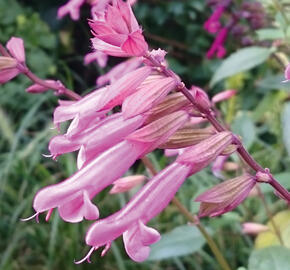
[0,0,290,270]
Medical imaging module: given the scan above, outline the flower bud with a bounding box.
[109,175,146,194]
[242,222,268,235]
[212,90,236,104]
[191,86,211,112]
[195,174,256,217]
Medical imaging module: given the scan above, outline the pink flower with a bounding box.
[109,175,146,194]
[0,37,26,84]
[48,113,145,161]
[57,0,86,21]
[96,57,142,86]
[84,50,108,68]
[206,28,228,59]
[53,66,151,125]
[195,174,256,217]
[212,89,236,104]
[204,6,224,34]
[242,222,268,235]
[122,76,177,118]
[283,63,290,82]
[84,162,190,262]
[32,111,188,223]
[26,80,62,94]
[80,132,233,262]
[89,0,148,56]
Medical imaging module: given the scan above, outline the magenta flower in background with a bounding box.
[206,27,228,59]
[204,6,224,34]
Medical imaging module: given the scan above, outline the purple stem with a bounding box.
[144,52,290,202]
[24,70,81,101]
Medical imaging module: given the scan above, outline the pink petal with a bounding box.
[212,89,236,104]
[121,31,148,56]
[122,77,176,119]
[6,37,25,62]
[91,37,131,57]
[0,68,20,84]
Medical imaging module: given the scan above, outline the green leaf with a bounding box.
[282,102,290,157]
[248,246,290,270]
[210,47,273,87]
[148,225,206,260]
[256,28,287,41]
[232,112,256,150]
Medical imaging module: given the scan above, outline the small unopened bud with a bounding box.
[195,173,256,217]
[191,86,211,111]
[256,171,271,183]
[242,222,269,235]
[283,63,290,83]
[212,89,236,104]
[26,80,60,94]
[0,56,17,70]
[109,175,146,194]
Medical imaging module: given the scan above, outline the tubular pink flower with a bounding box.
[33,140,145,223]
[33,111,188,222]
[242,222,268,235]
[204,6,224,34]
[85,162,191,262]
[57,0,86,20]
[109,175,146,194]
[212,89,236,104]
[122,76,177,119]
[96,57,142,86]
[89,0,148,56]
[195,174,256,217]
[49,113,145,160]
[26,80,61,94]
[53,66,151,125]
[283,63,290,82]
[84,51,108,68]
[83,132,233,262]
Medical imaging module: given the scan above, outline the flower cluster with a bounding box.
[2,0,290,264]
[204,0,267,58]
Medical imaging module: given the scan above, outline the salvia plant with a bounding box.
[1,0,290,269]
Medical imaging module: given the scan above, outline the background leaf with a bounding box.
[248,246,290,270]
[148,225,207,261]
[210,47,273,87]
